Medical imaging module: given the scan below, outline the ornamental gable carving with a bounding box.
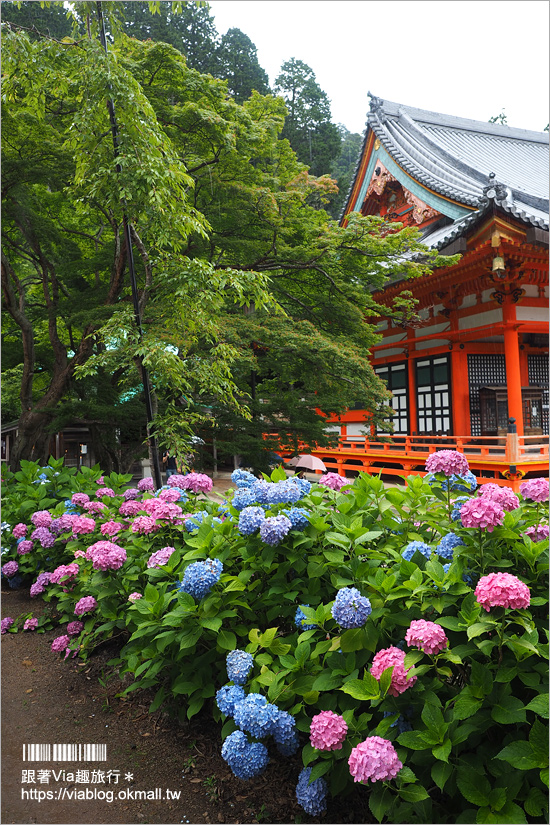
[362,161,440,226]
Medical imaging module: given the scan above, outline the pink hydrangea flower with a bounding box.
[17,540,33,555]
[370,646,417,696]
[51,634,70,653]
[147,546,176,568]
[100,520,124,537]
[158,488,183,503]
[73,550,86,558]
[477,483,520,511]
[460,498,505,532]
[85,541,127,571]
[137,477,155,492]
[96,476,105,484]
[67,621,84,636]
[520,477,550,503]
[128,592,142,602]
[131,516,159,535]
[310,711,348,751]
[72,516,96,535]
[71,493,90,507]
[83,501,107,515]
[166,474,188,489]
[405,620,448,655]
[119,501,143,517]
[425,450,469,477]
[31,510,52,528]
[475,572,530,611]
[318,473,348,491]
[141,499,183,522]
[96,487,115,498]
[177,472,213,494]
[1,617,14,634]
[74,596,97,616]
[23,618,38,631]
[49,563,80,585]
[523,524,549,542]
[50,514,78,534]
[2,561,19,578]
[12,523,28,539]
[348,737,402,783]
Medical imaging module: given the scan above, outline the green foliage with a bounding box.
[2,459,548,822]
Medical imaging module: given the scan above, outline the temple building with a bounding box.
[318,95,549,489]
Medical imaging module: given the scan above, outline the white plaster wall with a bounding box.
[516,306,549,322]
[523,285,540,298]
[415,322,450,338]
[415,338,450,350]
[458,308,503,330]
[460,293,477,308]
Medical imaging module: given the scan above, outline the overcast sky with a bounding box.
[208,0,549,135]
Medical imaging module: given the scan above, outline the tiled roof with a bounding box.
[341,95,549,243]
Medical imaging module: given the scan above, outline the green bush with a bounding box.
[1,459,548,823]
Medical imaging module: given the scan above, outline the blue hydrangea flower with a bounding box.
[7,574,23,590]
[233,693,280,739]
[231,469,256,488]
[281,507,310,531]
[250,481,271,504]
[226,649,254,685]
[184,511,206,532]
[463,570,478,587]
[451,496,469,521]
[401,540,432,561]
[426,471,477,492]
[272,710,299,756]
[216,684,246,717]
[221,731,269,780]
[296,767,327,816]
[436,532,465,560]
[63,500,78,513]
[217,503,230,516]
[382,710,413,734]
[331,587,372,629]
[259,515,292,546]
[238,506,266,536]
[179,559,222,600]
[443,563,452,575]
[295,605,317,631]
[266,480,302,505]
[289,476,311,496]
[231,489,257,511]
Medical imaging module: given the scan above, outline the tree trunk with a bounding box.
[8,409,55,471]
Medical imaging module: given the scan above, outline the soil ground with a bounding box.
[1,473,374,825]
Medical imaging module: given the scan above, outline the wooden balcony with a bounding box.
[281,432,549,491]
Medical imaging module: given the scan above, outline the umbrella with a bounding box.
[285,456,300,466]
[292,454,327,472]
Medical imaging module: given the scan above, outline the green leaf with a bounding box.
[435,616,462,631]
[431,761,452,790]
[476,802,527,823]
[258,627,278,647]
[340,627,367,652]
[217,629,237,651]
[524,786,548,817]
[421,702,445,733]
[432,739,451,762]
[397,730,433,751]
[525,695,549,718]
[398,784,430,802]
[453,690,484,721]
[456,767,491,806]
[467,622,494,640]
[487,788,507,812]
[529,718,549,764]
[200,617,222,633]
[491,695,526,724]
[496,740,541,770]
[340,675,379,700]
[308,761,332,783]
[312,671,342,691]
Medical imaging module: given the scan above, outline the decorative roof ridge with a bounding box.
[388,116,482,197]
[366,108,480,206]
[373,96,549,144]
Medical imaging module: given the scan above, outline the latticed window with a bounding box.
[416,356,451,435]
[468,354,506,436]
[528,354,549,435]
[375,362,409,433]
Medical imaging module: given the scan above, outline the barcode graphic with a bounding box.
[23,744,107,762]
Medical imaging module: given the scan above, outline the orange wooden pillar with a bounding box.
[502,301,524,436]
[450,345,470,436]
[406,329,417,434]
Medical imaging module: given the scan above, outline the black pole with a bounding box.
[96,2,162,490]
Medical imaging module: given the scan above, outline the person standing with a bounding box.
[162,450,178,480]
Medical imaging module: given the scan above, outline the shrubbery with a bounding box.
[1,457,548,823]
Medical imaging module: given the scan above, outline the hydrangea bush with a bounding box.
[1,456,548,823]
